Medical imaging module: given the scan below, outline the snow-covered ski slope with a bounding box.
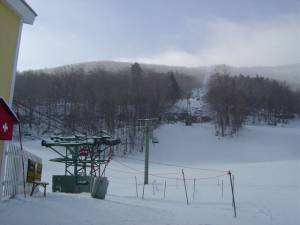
[0,122,299,225]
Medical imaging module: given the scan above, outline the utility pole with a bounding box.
[138,118,158,185]
[144,120,150,185]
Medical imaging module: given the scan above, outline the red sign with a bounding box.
[0,98,19,140]
[79,148,89,156]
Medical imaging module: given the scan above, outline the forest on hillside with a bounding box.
[206,74,300,136]
[14,63,199,153]
[14,64,300,149]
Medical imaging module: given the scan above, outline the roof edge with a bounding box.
[0,97,19,123]
[2,0,37,24]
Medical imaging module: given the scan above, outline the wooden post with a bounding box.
[152,180,155,195]
[193,178,196,200]
[17,105,26,198]
[163,180,166,199]
[221,180,223,199]
[135,176,138,198]
[228,171,237,218]
[182,169,189,205]
[232,175,235,192]
[142,183,145,199]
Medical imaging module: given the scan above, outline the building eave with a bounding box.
[0,97,19,123]
[2,0,37,24]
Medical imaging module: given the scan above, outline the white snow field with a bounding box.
[0,122,300,225]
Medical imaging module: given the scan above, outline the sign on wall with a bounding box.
[0,97,19,140]
[26,159,36,183]
[27,159,42,183]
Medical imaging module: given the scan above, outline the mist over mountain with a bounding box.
[31,60,300,90]
[213,63,300,90]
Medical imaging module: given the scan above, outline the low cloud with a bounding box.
[120,14,300,67]
[19,12,299,70]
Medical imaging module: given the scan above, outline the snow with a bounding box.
[150,122,300,163]
[1,121,300,225]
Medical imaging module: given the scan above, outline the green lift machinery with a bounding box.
[41,132,120,194]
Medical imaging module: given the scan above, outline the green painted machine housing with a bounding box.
[52,175,93,193]
[42,134,120,195]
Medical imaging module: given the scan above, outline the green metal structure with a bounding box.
[144,121,150,185]
[138,118,159,185]
[41,132,120,193]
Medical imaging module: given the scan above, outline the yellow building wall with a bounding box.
[0,2,21,170]
[0,2,20,101]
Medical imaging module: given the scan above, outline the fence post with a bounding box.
[142,183,145,199]
[221,180,223,199]
[228,171,237,218]
[182,169,189,205]
[152,180,155,195]
[135,176,138,198]
[163,180,166,199]
[193,178,196,200]
[232,175,235,192]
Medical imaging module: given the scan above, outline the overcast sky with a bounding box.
[19,0,300,71]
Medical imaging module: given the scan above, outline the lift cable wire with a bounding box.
[114,155,228,173]
[112,159,228,181]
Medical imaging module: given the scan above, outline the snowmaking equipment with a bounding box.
[41,132,120,196]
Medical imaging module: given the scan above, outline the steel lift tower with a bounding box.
[41,132,120,193]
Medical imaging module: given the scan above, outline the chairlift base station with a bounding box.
[52,175,92,193]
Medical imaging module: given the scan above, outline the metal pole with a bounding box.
[74,146,78,177]
[232,175,235,192]
[144,121,149,185]
[228,171,237,218]
[152,180,155,195]
[221,180,224,199]
[65,147,67,176]
[182,169,189,205]
[17,105,26,198]
[142,183,145,199]
[163,180,166,199]
[135,176,138,198]
[193,178,196,200]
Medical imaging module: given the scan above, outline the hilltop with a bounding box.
[26,61,300,90]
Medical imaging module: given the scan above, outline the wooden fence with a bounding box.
[0,142,42,200]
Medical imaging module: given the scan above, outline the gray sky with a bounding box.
[19,0,300,71]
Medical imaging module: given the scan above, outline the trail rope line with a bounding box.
[112,159,228,181]
[113,160,143,173]
[109,167,180,176]
[150,172,228,181]
[114,155,228,173]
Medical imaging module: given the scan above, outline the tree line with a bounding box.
[14,63,198,153]
[206,74,300,136]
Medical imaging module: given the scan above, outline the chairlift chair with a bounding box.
[152,137,159,143]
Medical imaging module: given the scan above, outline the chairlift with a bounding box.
[152,137,159,143]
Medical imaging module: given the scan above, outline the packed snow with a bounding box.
[0,121,299,225]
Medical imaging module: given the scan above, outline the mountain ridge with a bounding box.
[24,60,300,90]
